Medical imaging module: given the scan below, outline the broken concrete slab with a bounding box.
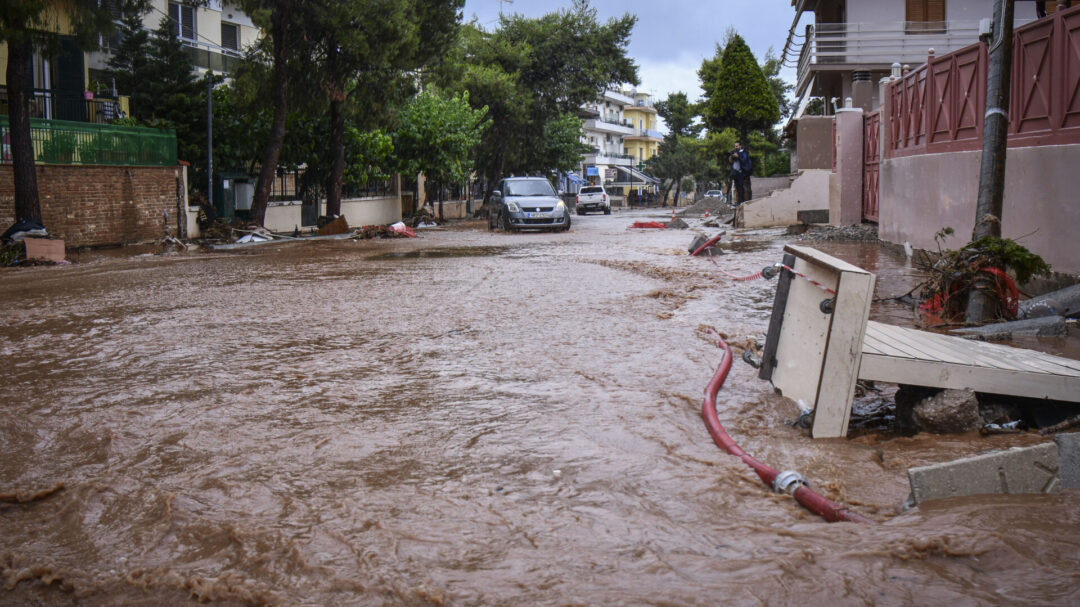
[949,315,1068,340]
[23,238,66,263]
[1055,433,1080,489]
[1020,283,1080,319]
[907,442,1060,505]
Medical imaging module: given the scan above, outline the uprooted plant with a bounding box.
[915,227,1051,324]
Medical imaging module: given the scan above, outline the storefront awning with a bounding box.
[607,166,660,186]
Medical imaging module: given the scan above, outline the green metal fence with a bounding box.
[0,117,177,167]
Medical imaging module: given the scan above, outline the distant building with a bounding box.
[783,0,1040,117]
[578,87,659,202]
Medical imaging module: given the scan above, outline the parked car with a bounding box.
[704,190,723,199]
[488,177,571,232]
[575,185,611,215]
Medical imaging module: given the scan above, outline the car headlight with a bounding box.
[555,201,566,212]
[506,201,521,212]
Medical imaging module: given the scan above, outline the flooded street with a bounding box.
[2,210,1078,606]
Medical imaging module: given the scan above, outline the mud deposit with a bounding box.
[2,211,1078,605]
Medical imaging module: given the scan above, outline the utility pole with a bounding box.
[207,71,214,217]
[966,0,1015,323]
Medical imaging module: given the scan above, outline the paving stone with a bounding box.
[907,442,1060,505]
[1055,433,1080,489]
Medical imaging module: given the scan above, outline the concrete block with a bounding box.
[1055,433,1080,489]
[949,315,1068,339]
[23,238,65,263]
[907,442,1060,505]
[797,209,829,224]
[1021,283,1080,319]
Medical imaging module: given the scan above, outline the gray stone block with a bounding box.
[907,442,1060,505]
[949,315,1067,340]
[1020,283,1080,319]
[1054,433,1080,489]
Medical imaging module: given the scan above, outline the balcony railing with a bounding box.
[626,128,663,140]
[181,38,243,73]
[0,116,177,166]
[793,20,1034,95]
[1,87,127,124]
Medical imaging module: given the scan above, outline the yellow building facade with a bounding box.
[622,89,661,167]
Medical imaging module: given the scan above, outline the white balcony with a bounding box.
[792,20,1033,96]
[602,90,634,106]
[584,118,634,136]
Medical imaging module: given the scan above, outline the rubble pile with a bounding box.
[793,223,879,242]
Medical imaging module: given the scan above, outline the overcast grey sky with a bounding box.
[460,0,802,102]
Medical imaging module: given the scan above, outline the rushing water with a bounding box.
[2,211,1078,606]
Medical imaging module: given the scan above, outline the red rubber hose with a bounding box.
[701,335,874,524]
[691,233,725,257]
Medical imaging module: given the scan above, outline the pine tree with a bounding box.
[106,4,152,116]
[142,18,204,166]
[700,34,779,146]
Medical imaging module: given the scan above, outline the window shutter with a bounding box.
[180,5,195,40]
[168,2,180,38]
[221,23,238,51]
[906,0,925,23]
[928,0,945,22]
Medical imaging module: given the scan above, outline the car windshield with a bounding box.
[505,180,556,197]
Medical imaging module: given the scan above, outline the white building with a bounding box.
[90,0,260,77]
[578,87,658,196]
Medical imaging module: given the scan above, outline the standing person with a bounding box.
[729,147,744,204]
[736,141,753,202]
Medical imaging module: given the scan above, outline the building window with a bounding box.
[221,23,239,51]
[169,2,196,40]
[906,0,946,34]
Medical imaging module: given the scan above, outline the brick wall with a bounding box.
[0,164,185,247]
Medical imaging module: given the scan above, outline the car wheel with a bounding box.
[603,206,611,215]
[576,208,583,216]
[497,211,513,232]
[563,215,571,232]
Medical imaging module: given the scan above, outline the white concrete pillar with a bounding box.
[831,108,865,226]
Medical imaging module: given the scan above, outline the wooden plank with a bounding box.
[759,253,796,382]
[859,352,1080,401]
[862,327,920,359]
[783,244,872,275]
[866,322,967,363]
[873,322,1080,376]
[895,327,1052,373]
[812,269,876,439]
[874,322,1028,370]
[770,256,839,409]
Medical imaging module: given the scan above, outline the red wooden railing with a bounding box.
[863,110,881,222]
[886,5,1080,158]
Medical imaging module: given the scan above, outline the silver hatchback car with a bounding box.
[488,177,571,232]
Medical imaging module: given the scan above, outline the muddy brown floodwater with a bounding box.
[2,210,1078,606]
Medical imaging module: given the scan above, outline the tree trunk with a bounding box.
[325,97,345,218]
[6,38,43,226]
[966,0,1015,323]
[249,0,292,227]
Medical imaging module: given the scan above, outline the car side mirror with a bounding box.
[491,191,502,200]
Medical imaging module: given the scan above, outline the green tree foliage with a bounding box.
[299,0,463,217]
[106,3,152,116]
[655,92,701,140]
[436,2,637,194]
[646,135,709,206]
[699,33,780,151]
[0,0,148,226]
[144,19,205,168]
[392,92,488,218]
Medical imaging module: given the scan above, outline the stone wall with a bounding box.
[0,164,185,247]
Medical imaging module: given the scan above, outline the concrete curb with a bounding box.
[906,439,1076,506]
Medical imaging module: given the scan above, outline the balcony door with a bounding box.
[906,0,947,34]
